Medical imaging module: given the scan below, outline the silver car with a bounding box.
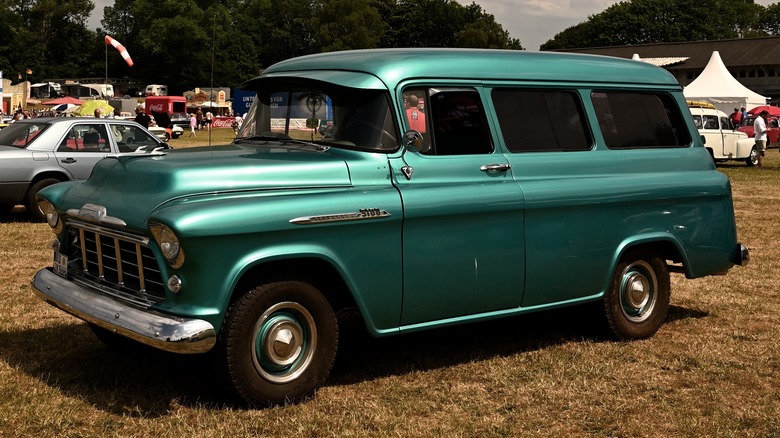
[0,117,169,220]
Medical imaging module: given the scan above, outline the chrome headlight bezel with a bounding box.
[37,198,62,233]
[150,222,185,268]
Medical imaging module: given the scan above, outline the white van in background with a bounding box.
[688,103,757,166]
[145,84,168,96]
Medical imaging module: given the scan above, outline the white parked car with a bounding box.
[689,105,758,166]
[147,124,183,141]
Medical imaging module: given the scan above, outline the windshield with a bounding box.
[237,79,398,152]
[0,122,48,148]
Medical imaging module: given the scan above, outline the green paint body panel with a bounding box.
[38,49,742,342]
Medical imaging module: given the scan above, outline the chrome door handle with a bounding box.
[61,158,77,164]
[480,163,511,172]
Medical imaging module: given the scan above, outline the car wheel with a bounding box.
[219,280,338,407]
[602,249,670,340]
[25,178,61,221]
[746,146,759,166]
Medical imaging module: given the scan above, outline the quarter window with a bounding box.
[592,92,691,149]
[492,89,591,152]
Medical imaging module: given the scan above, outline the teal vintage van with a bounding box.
[32,49,748,406]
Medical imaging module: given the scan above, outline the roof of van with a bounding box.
[252,48,681,90]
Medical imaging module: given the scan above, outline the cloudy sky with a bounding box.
[89,0,776,51]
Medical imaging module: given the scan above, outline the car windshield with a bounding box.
[0,122,49,148]
[237,80,398,152]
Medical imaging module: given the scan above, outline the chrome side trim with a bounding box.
[290,208,391,225]
[31,268,216,354]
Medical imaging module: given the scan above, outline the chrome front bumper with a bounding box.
[31,268,216,354]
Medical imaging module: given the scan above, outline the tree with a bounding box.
[2,0,97,80]
[313,0,387,52]
[381,0,522,49]
[541,0,766,50]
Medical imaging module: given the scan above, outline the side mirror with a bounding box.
[700,135,706,145]
[403,130,423,152]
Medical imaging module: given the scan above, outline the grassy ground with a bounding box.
[0,141,778,437]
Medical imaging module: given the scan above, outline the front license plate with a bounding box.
[53,252,68,278]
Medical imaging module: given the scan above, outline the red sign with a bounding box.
[212,117,235,128]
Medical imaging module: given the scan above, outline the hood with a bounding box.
[56,144,351,229]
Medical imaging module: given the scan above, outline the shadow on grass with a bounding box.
[0,303,706,414]
[0,205,33,223]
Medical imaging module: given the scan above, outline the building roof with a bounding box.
[559,37,780,71]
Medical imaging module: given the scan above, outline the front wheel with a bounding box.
[603,249,670,340]
[25,178,61,221]
[219,280,338,407]
[746,146,759,166]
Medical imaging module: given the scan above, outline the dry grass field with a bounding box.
[1,132,778,437]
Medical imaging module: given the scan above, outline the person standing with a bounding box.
[405,95,426,133]
[754,110,769,168]
[189,113,197,137]
[205,110,213,131]
[134,107,151,128]
[730,107,742,128]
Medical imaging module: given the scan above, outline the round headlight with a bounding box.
[37,199,59,229]
[150,223,185,267]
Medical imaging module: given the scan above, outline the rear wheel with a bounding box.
[25,178,61,221]
[746,146,759,166]
[220,280,338,407]
[603,249,670,340]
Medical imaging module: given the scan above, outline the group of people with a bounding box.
[186,109,215,137]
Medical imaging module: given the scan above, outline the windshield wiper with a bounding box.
[234,135,330,151]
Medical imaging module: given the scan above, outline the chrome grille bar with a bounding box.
[66,220,164,306]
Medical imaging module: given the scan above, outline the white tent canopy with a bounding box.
[683,51,766,114]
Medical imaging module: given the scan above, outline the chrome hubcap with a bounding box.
[619,261,657,323]
[252,302,317,383]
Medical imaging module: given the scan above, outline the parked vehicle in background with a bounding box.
[689,105,758,165]
[145,84,168,96]
[738,115,779,146]
[30,82,65,99]
[146,96,186,127]
[32,49,747,407]
[148,122,183,141]
[0,117,169,220]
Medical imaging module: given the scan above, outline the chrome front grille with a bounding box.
[66,220,166,307]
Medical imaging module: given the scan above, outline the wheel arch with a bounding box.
[228,255,362,330]
[26,170,70,195]
[609,235,687,286]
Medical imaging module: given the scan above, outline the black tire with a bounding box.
[603,249,670,340]
[746,146,758,166]
[219,280,338,407]
[25,178,61,221]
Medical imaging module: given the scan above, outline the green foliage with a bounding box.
[0,0,518,93]
[542,0,767,50]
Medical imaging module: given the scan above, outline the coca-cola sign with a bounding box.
[212,117,234,128]
[148,104,165,112]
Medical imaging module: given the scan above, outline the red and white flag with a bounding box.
[104,35,134,67]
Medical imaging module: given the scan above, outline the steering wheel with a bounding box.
[345,120,397,149]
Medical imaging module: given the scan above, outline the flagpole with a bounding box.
[105,39,108,101]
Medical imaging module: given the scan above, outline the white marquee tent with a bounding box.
[682,51,766,114]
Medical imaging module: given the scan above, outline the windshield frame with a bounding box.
[236,77,399,153]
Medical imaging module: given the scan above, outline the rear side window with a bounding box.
[492,89,591,152]
[592,92,691,149]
